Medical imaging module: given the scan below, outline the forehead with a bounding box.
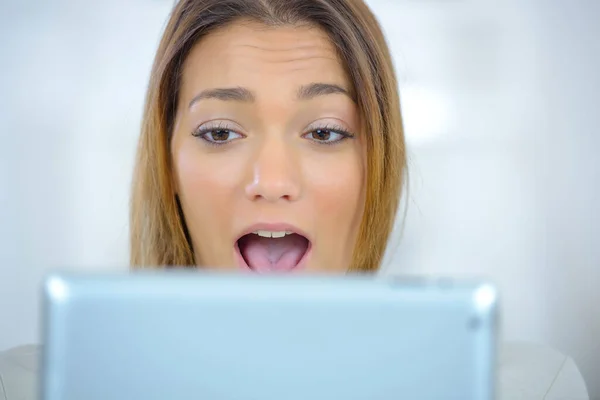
[179,20,352,101]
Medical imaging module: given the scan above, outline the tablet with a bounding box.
[41,271,498,400]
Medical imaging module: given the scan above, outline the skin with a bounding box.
[171,20,366,273]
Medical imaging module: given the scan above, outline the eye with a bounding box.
[192,125,244,145]
[302,127,354,145]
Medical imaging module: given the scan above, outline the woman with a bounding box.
[129,0,406,273]
[0,1,588,399]
[1,3,407,398]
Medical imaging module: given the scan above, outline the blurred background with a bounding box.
[0,0,598,397]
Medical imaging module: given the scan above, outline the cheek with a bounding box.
[174,141,244,202]
[172,140,242,246]
[303,147,365,234]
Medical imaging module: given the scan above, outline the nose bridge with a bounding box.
[246,134,301,202]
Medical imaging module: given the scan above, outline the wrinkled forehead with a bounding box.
[178,20,356,105]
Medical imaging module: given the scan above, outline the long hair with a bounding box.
[130,0,406,271]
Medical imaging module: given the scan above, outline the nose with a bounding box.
[245,137,302,203]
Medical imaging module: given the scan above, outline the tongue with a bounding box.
[239,234,308,271]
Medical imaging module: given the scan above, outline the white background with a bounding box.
[1,0,598,397]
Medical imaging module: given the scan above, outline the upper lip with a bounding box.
[235,223,311,242]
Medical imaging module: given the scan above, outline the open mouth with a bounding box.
[236,230,310,272]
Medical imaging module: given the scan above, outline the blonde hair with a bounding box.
[130,0,406,271]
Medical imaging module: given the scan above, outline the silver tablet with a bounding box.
[41,271,499,400]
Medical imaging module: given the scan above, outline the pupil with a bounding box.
[313,129,331,141]
[212,130,230,141]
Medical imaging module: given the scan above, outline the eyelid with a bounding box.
[304,123,355,138]
[192,120,245,137]
[192,120,355,139]
[304,117,355,133]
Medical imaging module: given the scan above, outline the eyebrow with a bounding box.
[188,82,354,109]
[297,83,354,101]
[188,87,255,108]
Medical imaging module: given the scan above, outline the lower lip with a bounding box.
[234,240,312,273]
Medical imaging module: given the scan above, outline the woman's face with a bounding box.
[171,21,366,274]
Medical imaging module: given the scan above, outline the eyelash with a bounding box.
[306,124,355,146]
[192,123,355,147]
[192,122,244,147]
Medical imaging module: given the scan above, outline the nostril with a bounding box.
[245,180,300,202]
[245,157,302,202]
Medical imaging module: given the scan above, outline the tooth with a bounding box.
[253,230,293,238]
